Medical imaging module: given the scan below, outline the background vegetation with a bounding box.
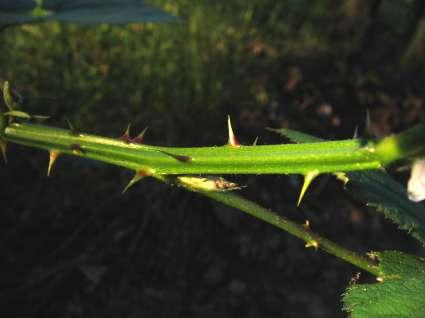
[1,0,425,316]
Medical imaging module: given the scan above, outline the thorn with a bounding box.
[335,172,349,185]
[47,150,60,176]
[227,115,240,147]
[0,139,7,163]
[302,220,310,230]
[297,170,320,207]
[252,136,259,146]
[131,126,148,144]
[305,240,319,250]
[70,144,86,155]
[122,170,151,193]
[353,125,359,139]
[66,119,80,136]
[120,123,131,143]
[159,150,192,163]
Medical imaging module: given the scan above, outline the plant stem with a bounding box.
[181,185,380,276]
[3,122,424,176]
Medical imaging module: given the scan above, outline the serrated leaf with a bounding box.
[343,251,425,318]
[270,127,425,243]
[347,170,425,243]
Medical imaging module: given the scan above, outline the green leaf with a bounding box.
[45,0,177,24]
[270,128,425,243]
[0,0,175,29]
[347,170,425,243]
[343,251,425,318]
[4,110,31,119]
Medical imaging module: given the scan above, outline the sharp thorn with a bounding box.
[66,118,80,136]
[47,150,60,176]
[252,136,259,146]
[70,144,86,155]
[227,115,240,147]
[305,240,319,250]
[120,123,131,143]
[0,140,7,163]
[122,170,150,193]
[131,126,148,144]
[159,150,192,163]
[297,170,320,207]
[335,172,349,185]
[302,220,310,230]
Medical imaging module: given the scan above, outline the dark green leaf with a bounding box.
[4,110,31,119]
[0,0,175,29]
[343,251,425,318]
[270,127,425,243]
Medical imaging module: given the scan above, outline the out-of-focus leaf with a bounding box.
[343,251,425,318]
[0,0,175,29]
[0,0,35,12]
[270,127,425,243]
[4,110,31,119]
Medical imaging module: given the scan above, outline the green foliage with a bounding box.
[347,170,425,243]
[1,1,425,316]
[343,251,425,318]
[0,0,175,28]
[271,127,425,243]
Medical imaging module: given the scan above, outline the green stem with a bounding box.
[1,119,423,277]
[167,179,379,276]
[4,122,424,176]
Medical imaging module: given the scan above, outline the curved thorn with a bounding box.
[122,170,150,194]
[335,172,349,185]
[252,136,259,146]
[0,139,7,163]
[66,118,80,136]
[227,115,240,147]
[305,240,319,250]
[120,123,131,143]
[131,126,148,144]
[47,150,60,177]
[297,170,320,207]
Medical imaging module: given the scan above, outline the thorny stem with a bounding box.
[2,122,425,176]
[1,111,423,276]
[160,175,380,276]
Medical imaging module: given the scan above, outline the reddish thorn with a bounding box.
[131,126,148,144]
[120,123,131,143]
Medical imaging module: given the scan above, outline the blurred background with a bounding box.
[1,0,425,317]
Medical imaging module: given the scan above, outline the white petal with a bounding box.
[408,159,425,202]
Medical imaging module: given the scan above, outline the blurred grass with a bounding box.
[1,0,425,317]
